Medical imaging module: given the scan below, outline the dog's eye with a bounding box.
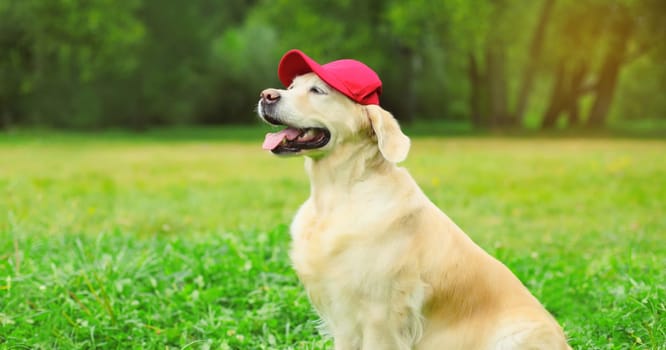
[287,84,295,90]
[310,86,326,95]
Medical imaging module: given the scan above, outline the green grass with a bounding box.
[1,128,665,349]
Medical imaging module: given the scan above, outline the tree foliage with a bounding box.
[0,0,663,129]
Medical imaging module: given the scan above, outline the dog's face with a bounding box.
[257,73,410,162]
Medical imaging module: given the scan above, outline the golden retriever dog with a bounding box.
[257,50,570,350]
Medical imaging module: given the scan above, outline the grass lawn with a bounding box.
[1,127,664,349]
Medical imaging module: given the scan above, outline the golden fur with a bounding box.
[258,73,570,349]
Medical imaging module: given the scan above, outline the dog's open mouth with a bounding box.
[262,126,330,154]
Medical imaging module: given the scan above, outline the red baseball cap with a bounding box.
[277,49,382,105]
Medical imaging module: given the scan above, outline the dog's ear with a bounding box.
[365,104,410,163]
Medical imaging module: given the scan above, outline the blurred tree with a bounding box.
[106,0,257,129]
[0,0,663,130]
[0,0,258,129]
[383,0,443,122]
[514,0,556,124]
[610,0,666,124]
[541,0,666,129]
[0,1,30,128]
[540,0,603,129]
[383,0,479,122]
[208,15,279,124]
[587,0,666,128]
[245,0,397,115]
[0,0,144,129]
[461,0,540,128]
[484,0,511,127]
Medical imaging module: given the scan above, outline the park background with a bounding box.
[1,0,665,131]
[1,0,665,349]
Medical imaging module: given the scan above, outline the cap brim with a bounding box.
[278,50,350,96]
[278,49,322,87]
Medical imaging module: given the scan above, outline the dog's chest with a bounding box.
[289,200,413,314]
[290,201,399,278]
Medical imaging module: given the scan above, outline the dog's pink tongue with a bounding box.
[262,128,301,150]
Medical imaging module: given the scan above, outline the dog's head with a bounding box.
[257,74,409,163]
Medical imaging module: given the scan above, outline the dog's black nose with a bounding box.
[261,89,281,104]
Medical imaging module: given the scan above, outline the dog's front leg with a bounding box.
[329,322,362,350]
[333,339,358,350]
[359,304,413,350]
[360,323,410,350]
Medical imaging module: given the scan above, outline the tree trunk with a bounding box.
[468,52,485,128]
[514,0,556,124]
[0,104,6,130]
[565,62,586,127]
[402,48,419,123]
[0,111,9,130]
[541,61,567,129]
[485,44,509,127]
[586,16,632,128]
[387,45,418,123]
[0,98,14,130]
